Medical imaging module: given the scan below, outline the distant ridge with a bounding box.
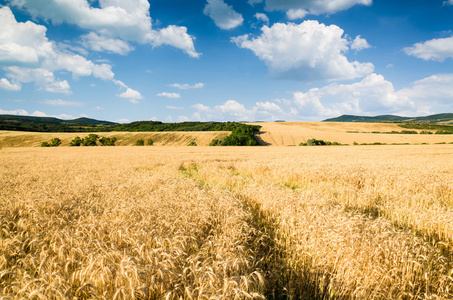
[323,113,453,124]
[0,115,117,125]
[0,114,259,133]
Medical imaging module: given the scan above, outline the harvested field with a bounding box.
[0,131,230,148]
[1,121,453,148]
[251,122,453,146]
[1,145,453,299]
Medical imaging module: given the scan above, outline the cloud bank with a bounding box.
[191,73,453,122]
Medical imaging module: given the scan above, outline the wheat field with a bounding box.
[0,131,230,148]
[2,122,453,148]
[251,122,453,146]
[1,145,453,299]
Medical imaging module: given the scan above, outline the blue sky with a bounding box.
[0,0,452,122]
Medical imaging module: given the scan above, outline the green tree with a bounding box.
[187,141,197,146]
[222,125,259,146]
[50,137,61,147]
[41,142,50,147]
[135,139,144,146]
[146,138,154,146]
[82,134,99,146]
[209,139,222,146]
[99,137,117,146]
[70,136,82,146]
[307,139,326,146]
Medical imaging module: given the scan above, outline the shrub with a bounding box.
[400,130,418,134]
[135,139,145,146]
[50,138,61,147]
[147,138,154,146]
[41,138,61,147]
[82,134,99,146]
[70,136,82,146]
[187,141,197,146]
[209,139,226,146]
[300,139,341,146]
[307,139,326,146]
[99,137,117,146]
[210,139,220,146]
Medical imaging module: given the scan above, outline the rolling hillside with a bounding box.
[0,131,230,147]
[251,122,453,146]
[2,121,453,147]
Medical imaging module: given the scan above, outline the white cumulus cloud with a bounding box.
[5,67,71,94]
[153,25,201,58]
[81,32,134,55]
[291,73,414,117]
[192,103,211,111]
[113,79,142,103]
[192,99,285,121]
[0,6,53,66]
[191,73,453,121]
[0,108,79,119]
[204,0,244,30]
[351,35,371,51]
[0,78,21,91]
[8,0,200,57]
[43,99,83,107]
[286,9,309,20]
[404,36,453,62]
[0,108,29,115]
[255,101,283,112]
[254,13,269,24]
[0,7,143,100]
[157,92,181,99]
[396,74,453,110]
[0,7,124,93]
[232,21,374,81]
[169,82,205,89]
[118,88,142,102]
[287,73,453,119]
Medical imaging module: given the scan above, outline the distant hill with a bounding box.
[0,115,117,125]
[323,113,453,124]
[64,117,118,125]
[0,115,260,133]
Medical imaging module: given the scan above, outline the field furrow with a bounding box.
[188,161,453,299]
